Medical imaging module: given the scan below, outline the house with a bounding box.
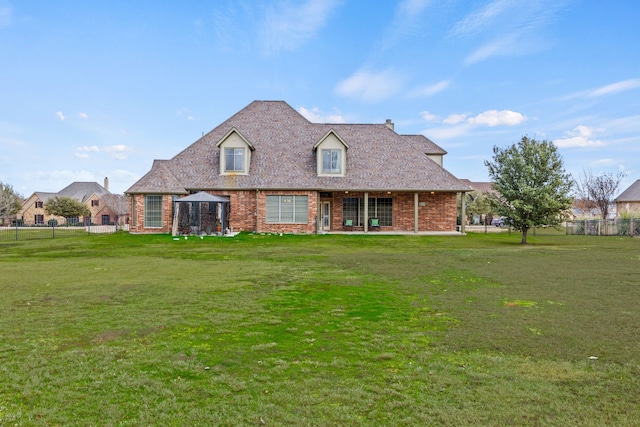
[615,179,640,216]
[17,179,115,226]
[125,101,471,235]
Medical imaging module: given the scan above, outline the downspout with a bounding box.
[364,192,369,232]
[414,192,419,233]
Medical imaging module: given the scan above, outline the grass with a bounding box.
[1,232,639,426]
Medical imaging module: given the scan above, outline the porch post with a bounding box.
[460,192,466,234]
[414,192,419,233]
[364,192,369,232]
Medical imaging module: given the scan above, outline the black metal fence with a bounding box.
[1,217,128,241]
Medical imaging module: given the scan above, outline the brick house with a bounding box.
[615,179,640,216]
[17,180,115,226]
[125,101,471,234]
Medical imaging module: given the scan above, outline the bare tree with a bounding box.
[101,194,130,225]
[576,169,626,220]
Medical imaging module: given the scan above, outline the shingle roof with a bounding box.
[459,179,496,194]
[615,179,640,202]
[126,100,470,194]
[57,182,110,202]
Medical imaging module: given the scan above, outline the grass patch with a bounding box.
[1,232,639,425]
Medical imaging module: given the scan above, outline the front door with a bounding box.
[320,201,331,231]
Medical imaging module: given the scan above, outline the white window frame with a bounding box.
[322,149,342,174]
[225,147,246,173]
[266,195,308,224]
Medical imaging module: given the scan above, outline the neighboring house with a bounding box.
[125,100,471,235]
[17,179,115,225]
[615,179,640,216]
[458,180,496,196]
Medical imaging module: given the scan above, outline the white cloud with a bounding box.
[261,0,341,55]
[335,68,404,103]
[298,106,345,123]
[420,111,439,122]
[587,78,640,97]
[408,80,451,98]
[553,125,606,148]
[443,113,468,125]
[75,144,134,160]
[79,112,88,119]
[467,110,526,127]
[451,0,512,37]
[56,111,66,121]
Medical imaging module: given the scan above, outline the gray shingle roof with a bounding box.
[57,182,110,202]
[615,179,640,202]
[126,100,470,194]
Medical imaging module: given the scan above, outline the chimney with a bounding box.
[385,119,394,131]
[104,177,109,192]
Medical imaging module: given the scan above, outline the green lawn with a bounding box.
[1,232,639,426]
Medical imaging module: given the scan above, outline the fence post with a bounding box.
[15,221,18,241]
[52,223,55,239]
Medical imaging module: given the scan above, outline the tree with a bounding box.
[459,190,494,225]
[576,168,626,220]
[44,196,90,224]
[485,136,573,244]
[0,182,23,220]
[101,194,130,225]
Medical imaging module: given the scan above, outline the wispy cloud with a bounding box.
[453,0,565,65]
[56,111,66,121]
[408,80,451,98]
[420,111,439,122]
[587,79,640,97]
[261,0,341,55]
[298,106,345,123]
[75,144,134,160]
[335,68,405,103]
[554,125,606,148]
[79,112,88,119]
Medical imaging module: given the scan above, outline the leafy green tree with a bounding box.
[44,196,90,224]
[0,181,23,220]
[485,136,573,244]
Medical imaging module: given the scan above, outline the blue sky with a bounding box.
[1,0,639,195]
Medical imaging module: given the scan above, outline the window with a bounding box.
[35,214,44,225]
[342,197,393,227]
[266,195,308,223]
[225,147,245,172]
[101,214,110,225]
[92,200,99,207]
[35,201,43,208]
[144,195,163,228]
[322,149,341,174]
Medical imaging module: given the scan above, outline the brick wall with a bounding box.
[129,190,458,234]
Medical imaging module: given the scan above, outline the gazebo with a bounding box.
[172,192,230,236]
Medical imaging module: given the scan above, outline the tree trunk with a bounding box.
[521,228,528,244]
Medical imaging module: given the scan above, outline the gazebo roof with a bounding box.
[176,192,230,203]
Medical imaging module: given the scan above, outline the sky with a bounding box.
[1,0,639,195]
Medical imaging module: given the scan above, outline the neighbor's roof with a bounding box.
[615,179,640,202]
[57,182,110,202]
[458,180,497,194]
[126,100,470,194]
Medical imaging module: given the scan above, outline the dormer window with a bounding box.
[225,147,246,173]
[322,149,342,174]
[314,130,349,177]
[216,128,254,176]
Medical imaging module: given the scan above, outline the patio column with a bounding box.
[414,192,419,233]
[364,192,369,232]
[460,192,467,234]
